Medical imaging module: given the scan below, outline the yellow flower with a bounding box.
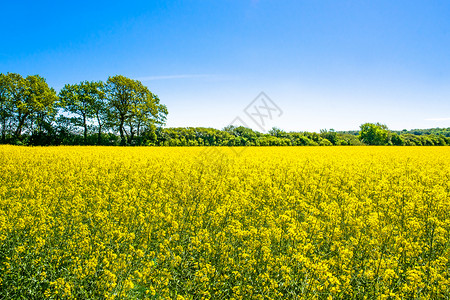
[1,146,449,299]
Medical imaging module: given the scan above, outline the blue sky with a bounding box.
[1,0,449,132]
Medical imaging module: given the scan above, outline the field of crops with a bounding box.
[0,146,449,299]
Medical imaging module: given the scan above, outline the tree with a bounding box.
[59,81,105,144]
[320,129,338,145]
[269,127,288,138]
[9,74,57,138]
[0,73,13,142]
[126,82,167,142]
[390,132,404,146]
[359,122,389,145]
[105,75,137,144]
[4,73,25,139]
[90,83,107,145]
[105,75,167,145]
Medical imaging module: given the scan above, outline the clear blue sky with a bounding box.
[1,0,449,132]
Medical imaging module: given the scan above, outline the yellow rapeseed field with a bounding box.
[0,146,449,299]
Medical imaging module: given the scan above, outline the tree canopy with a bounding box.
[359,122,389,145]
[105,75,167,145]
[0,73,168,145]
[0,73,58,139]
[59,81,105,144]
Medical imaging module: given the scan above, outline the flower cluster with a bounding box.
[0,146,449,299]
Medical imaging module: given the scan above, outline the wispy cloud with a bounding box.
[136,74,218,81]
[425,117,450,121]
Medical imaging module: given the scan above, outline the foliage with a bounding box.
[0,73,57,141]
[395,127,450,137]
[359,123,389,145]
[105,75,167,145]
[59,81,106,144]
[0,74,168,146]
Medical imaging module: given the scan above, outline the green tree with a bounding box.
[359,122,389,145]
[126,82,167,143]
[105,75,167,145]
[59,81,105,144]
[269,127,287,138]
[0,73,13,142]
[3,73,25,139]
[390,132,404,146]
[90,83,108,145]
[320,129,338,145]
[105,75,133,143]
[9,74,57,138]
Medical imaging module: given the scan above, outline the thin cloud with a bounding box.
[425,117,450,121]
[136,74,216,81]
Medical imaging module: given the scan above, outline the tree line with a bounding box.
[0,73,167,145]
[0,73,449,146]
[154,125,450,147]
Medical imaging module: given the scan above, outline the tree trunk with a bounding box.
[37,112,44,133]
[96,112,102,145]
[97,118,102,145]
[97,125,102,145]
[15,114,28,137]
[119,116,126,145]
[129,124,134,145]
[83,114,87,144]
[1,118,5,142]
